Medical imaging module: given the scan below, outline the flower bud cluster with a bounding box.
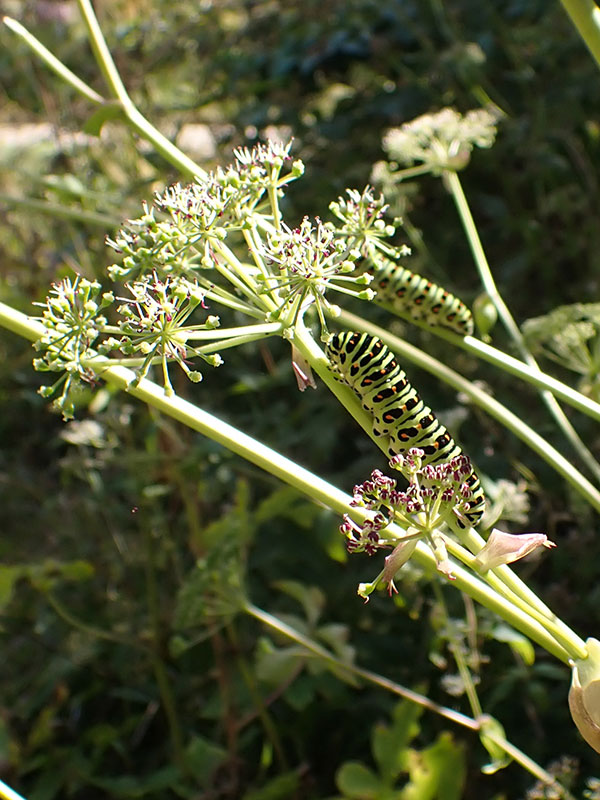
[262,216,365,325]
[33,277,114,418]
[329,187,404,259]
[105,273,222,393]
[382,108,499,175]
[339,450,478,571]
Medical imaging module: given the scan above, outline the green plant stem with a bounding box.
[76,0,130,104]
[0,300,583,662]
[337,308,600,519]
[244,601,575,797]
[2,16,104,104]
[559,0,600,69]
[443,535,581,658]
[432,583,483,718]
[1,196,120,228]
[141,519,188,775]
[225,622,288,770]
[3,12,206,180]
[446,168,600,484]
[44,590,148,651]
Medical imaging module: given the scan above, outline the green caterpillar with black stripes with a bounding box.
[326,330,485,527]
[367,257,474,336]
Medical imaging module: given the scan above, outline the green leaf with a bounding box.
[272,579,325,627]
[83,101,127,136]
[255,638,306,685]
[282,673,316,710]
[400,732,466,800]
[0,565,24,610]
[370,701,421,785]
[478,717,511,775]
[491,624,535,666]
[336,761,383,799]
[389,699,424,755]
[255,486,318,528]
[185,735,228,784]
[242,770,301,800]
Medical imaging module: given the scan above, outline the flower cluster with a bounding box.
[382,108,499,174]
[262,216,367,327]
[388,450,481,527]
[107,141,304,283]
[33,277,114,419]
[342,450,557,599]
[108,273,222,394]
[329,187,406,260]
[34,139,411,416]
[340,450,480,595]
[33,272,225,414]
[341,450,477,555]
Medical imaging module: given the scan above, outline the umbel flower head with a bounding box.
[383,108,499,174]
[328,186,407,260]
[33,276,114,419]
[107,140,304,283]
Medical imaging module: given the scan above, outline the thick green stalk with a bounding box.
[0,300,582,661]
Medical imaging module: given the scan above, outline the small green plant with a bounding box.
[334,699,467,800]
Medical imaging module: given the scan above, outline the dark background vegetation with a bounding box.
[1,0,600,797]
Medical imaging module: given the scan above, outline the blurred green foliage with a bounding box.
[2,0,600,797]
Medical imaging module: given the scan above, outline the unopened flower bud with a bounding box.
[473,529,556,573]
[569,638,600,753]
[382,534,419,594]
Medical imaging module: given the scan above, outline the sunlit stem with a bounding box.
[445,168,600,485]
[336,310,600,515]
[212,242,279,314]
[241,225,277,292]
[387,163,436,181]
[267,183,282,232]
[2,16,104,104]
[183,322,284,341]
[195,331,282,355]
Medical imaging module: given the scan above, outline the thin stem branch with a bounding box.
[2,196,120,228]
[76,0,130,103]
[446,168,600,484]
[2,16,104,104]
[244,602,575,798]
[367,297,600,424]
[559,0,600,69]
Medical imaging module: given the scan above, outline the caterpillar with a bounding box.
[326,330,485,527]
[367,258,474,336]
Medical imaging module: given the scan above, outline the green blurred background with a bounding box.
[1,1,600,797]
